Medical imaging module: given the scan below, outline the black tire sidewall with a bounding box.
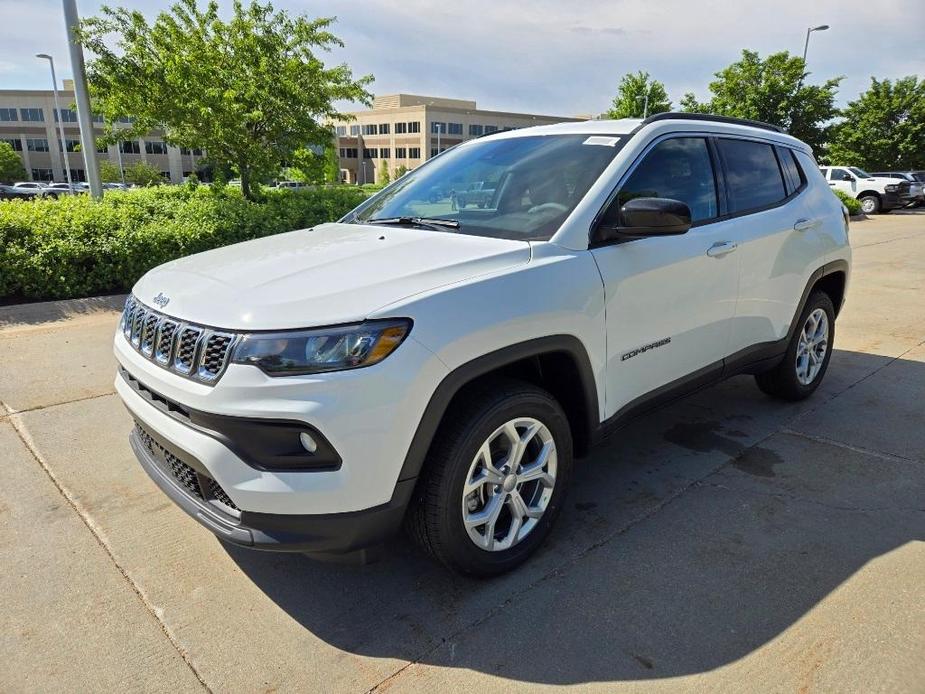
[784,292,836,397]
[436,388,573,576]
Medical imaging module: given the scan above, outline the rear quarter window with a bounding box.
[717,138,787,214]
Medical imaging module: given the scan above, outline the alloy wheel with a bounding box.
[796,308,829,385]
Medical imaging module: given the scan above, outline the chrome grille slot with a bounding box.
[198,332,235,381]
[173,326,203,375]
[130,305,147,346]
[154,320,178,364]
[120,296,238,385]
[140,312,160,356]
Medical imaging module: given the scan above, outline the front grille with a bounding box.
[134,421,239,514]
[120,296,236,385]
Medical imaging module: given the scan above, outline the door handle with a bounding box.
[793,218,819,232]
[828,182,836,187]
[706,241,737,257]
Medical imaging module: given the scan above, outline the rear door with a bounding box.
[722,139,829,355]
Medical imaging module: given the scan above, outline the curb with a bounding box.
[0,294,126,329]
[849,214,868,222]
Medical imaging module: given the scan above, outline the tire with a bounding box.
[858,194,880,215]
[755,291,835,401]
[406,378,573,577]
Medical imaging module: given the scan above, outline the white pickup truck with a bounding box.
[820,166,909,214]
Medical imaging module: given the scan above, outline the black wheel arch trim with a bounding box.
[395,335,599,485]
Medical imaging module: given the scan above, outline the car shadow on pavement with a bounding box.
[224,348,925,684]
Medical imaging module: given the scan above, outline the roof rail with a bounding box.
[638,112,786,134]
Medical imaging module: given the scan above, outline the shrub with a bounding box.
[0,185,368,301]
[833,189,862,215]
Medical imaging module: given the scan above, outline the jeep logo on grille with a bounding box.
[152,292,170,308]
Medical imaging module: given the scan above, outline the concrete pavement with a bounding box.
[1,214,923,693]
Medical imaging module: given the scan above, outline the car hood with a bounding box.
[132,222,531,329]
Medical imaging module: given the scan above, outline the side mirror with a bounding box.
[596,197,692,242]
[841,173,854,181]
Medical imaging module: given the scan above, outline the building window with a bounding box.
[447,122,463,135]
[57,109,79,123]
[61,138,81,152]
[378,123,390,134]
[2,137,22,151]
[362,124,377,135]
[180,147,203,156]
[0,107,18,121]
[395,122,407,134]
[408,147,420,158]
[340,147,357,158]
[117,116,135,124]
[92,114,105,124]
[431,121,447,134]
[26,138,49,152]
[349,125,360,136]
[334,125,347,136]
[380,148,390,159]
[31,168,54,181]
[408,121,421,133]
[119,140,141,154]
[69,168,87,182]
[469,124,484,136]
[484,125,498,133]
[395,147,406,158]
[363,147,378,158]
[20,107,44,122]
[145,140,168,155]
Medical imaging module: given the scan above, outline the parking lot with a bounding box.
[1,212,923,693]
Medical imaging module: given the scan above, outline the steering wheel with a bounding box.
[526,202,568,215]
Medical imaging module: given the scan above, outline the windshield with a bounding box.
[849,167,873,179]
[912,173,925,183]
[347,134,624,241]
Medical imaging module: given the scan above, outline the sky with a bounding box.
[1,0,922,117]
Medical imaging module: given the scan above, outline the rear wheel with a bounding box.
[755,291,835,401]
[406,379,573,576]
[859,194,880,215]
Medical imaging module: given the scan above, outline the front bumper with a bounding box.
[129,420,414,553]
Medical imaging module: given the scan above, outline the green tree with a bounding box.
[395,164,409,179]
[827,76,925,169]
[607,71,671,119]
[323,138,341,184]
[680,50,842,152]
[98,159,123,183]
[0,141,26,182]
[124,161,165,186]
[377,160,391,186]
[78,0,372,199]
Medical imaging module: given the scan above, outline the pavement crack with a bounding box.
[2,390,116,417]
[2,400,212,693]
[693,479,925,514]
[779,429,920,465]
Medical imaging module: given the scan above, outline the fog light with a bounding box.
[299,431,318,454]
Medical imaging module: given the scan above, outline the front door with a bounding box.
[590,136,739,419]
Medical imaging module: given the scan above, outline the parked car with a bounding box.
[0,184,44,200]
[820,166,909,214]
[13,181,49,191]
[457,181,496,208]
[275,180,308,189]
[43,182,85,196]
[115,113,850,576]
[870,172,924,207]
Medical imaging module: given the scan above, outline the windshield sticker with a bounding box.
[583,136,622,147]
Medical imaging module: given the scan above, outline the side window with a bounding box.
[611,137,718,224]
[830,167,849,181]
[776,146,805,196]
[717,138,787,213]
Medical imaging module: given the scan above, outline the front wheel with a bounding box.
[406,379,573,576]
[859,194,880,215]
[755,291,835,401]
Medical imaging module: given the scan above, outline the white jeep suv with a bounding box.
[115,113,851,576]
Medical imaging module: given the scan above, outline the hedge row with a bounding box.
[832,189,862,215]
[0,185,368,301]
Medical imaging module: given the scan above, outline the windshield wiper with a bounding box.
[364,216,460,230]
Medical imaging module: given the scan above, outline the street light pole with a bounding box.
[63,0,102,199]
[802,24,830,63]
[36,54,73,189]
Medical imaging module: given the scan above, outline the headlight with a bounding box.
[231,319,411,375]
[885,184,898,192]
